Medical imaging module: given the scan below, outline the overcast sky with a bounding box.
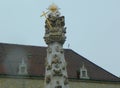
[0,0,120,77]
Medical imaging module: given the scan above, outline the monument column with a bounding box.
[42,4,69,88]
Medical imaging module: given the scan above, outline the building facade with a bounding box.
[0,43,120,88]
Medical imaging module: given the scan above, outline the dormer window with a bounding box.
[80,63,89,79]
[18,58,28,75]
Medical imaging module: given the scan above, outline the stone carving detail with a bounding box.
[53,69,62,76]
[55,46,59,52]
[64,79,69,85]
[62,66,65,70]
[46,75,51,84]
[45,16,65,29]
[52,54,61,64]
[64,78,69,85]
[62,75,69,85]
[55,63,60,68]
[47,47,52,53]
[47,65,52,70]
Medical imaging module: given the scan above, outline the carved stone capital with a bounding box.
[44,32,66,44]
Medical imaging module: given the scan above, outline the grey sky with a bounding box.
[0,0,120,77]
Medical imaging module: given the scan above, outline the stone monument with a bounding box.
[41,4,69,88]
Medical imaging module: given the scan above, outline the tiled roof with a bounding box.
[0,43,120,82]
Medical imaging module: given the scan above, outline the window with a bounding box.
[81,70,86,77]
[80,64,89,79]
[21,66,25,73]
